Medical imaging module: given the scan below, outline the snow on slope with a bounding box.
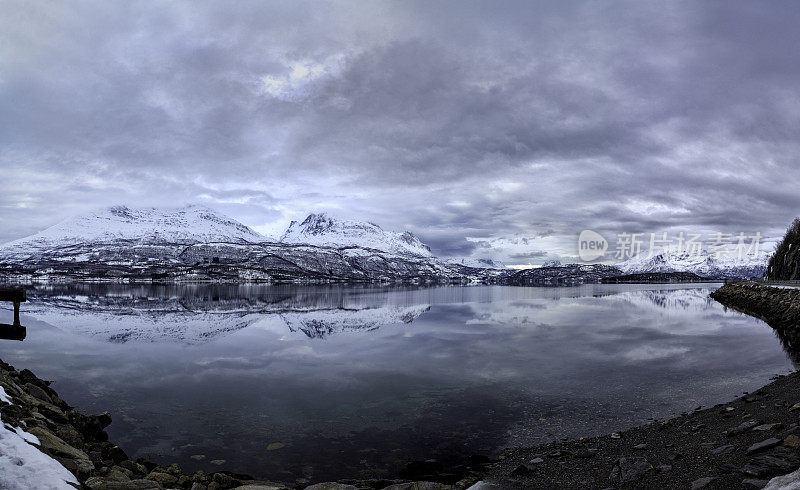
[0,386,79,490]
[280,213,433,257]
[0,205,264,254]
[617,249,770,278]
[445,257,507,269]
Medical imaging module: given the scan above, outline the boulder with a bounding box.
[146,471,178,487]
[765,467,800,489]
[609,457,652,483]
[27,425,92,461]
[303,483,358,490]
[84,478,164,490]
[380,483,453,490]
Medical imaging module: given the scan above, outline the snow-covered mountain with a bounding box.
[617,249,769,279]
[0,205,264,259]
[0,205,461,284]
[280,213,432,257]
[445,257,507,269]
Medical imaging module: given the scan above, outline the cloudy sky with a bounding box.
[1,1,799,264]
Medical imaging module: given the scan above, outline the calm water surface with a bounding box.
[0,284,794,483]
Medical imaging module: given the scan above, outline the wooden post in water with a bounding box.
[13,299,20,326]
[0,288,26,341]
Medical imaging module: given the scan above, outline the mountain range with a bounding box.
[0,205,771,284]
[617,249,769,279]
[0,205,456,284]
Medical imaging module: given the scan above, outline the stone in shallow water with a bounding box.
[609,457,651,483]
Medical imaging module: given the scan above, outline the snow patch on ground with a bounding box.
[0,389,79,489]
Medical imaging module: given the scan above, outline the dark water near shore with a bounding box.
[0,283,795,483]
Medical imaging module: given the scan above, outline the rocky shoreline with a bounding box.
[470,281,800,489]
[481,371,800,489]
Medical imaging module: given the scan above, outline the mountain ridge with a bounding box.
[280,213,432,257]
[616,248,769,279]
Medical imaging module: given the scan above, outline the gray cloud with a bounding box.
[1,1,800,262]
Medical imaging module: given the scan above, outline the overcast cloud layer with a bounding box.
[2,1,800,263]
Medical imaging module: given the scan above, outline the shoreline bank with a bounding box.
[472,281,800,489]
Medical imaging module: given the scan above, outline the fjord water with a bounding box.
[0,284,794,483]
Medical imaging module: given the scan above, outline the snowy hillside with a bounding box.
[445,257,507,269]
[280,213,432,257]
[0,205,264,257]
[617,249,769,279]
[0,206,458,284]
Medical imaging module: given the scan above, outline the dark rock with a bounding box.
[146,472,177,487]
[509,464,534,477]
[747,438,781,454]
[574,449,596,458]
[101,443,129,464]
[710,444,735,455]
[741,451,800,477]
[94,411,113,428]
[84,478,164,490]
[23,382,52,403]
[741,479,769,489]
[727,420,761,436]
[609,457,652,484]
[719,463,738,473]
[120,460,148,477]
[691,477,716,490]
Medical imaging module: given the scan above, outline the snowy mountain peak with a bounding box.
[445,257,507,269]
[1,204,264,251]
[280,213,432,257]
[617,248,770,279]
